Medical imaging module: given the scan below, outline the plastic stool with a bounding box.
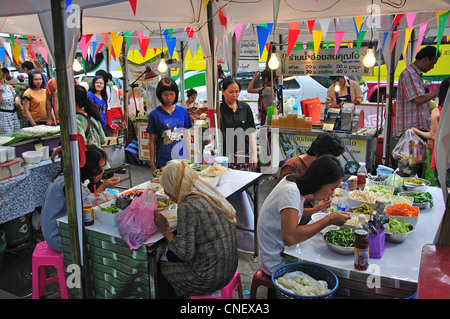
[250,267,275,299]
[32,241,69,299]
[187,270,243,299]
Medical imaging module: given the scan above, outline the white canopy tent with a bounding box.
[1,0,449,298]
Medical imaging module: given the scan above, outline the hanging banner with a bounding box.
[277,47,373,76]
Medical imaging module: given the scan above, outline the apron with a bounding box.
[335,79,352,104]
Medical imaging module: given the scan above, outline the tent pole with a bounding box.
[384,27,396,168]
[50,0,84,299]
[120,38,129,144]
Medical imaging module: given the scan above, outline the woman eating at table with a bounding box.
[257,155,351,276]
[154,160,238,298]
[220,76,257,170]
[41,144,109,252]
[22,70,47,127]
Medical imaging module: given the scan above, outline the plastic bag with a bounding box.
[392,129,427,166]
[117,188,158,249]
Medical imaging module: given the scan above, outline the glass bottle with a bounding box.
[357,162,367,190]
[354,229,369,271]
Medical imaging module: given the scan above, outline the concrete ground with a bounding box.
[0,163,277,299]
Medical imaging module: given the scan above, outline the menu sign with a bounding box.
[278,48,373,76]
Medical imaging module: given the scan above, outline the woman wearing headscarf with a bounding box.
[154,160,238,298]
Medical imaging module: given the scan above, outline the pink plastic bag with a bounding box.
[117,188,157,249]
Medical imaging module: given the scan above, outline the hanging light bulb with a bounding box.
[363,41,376,68]
[158,52,168,73]
[268,46,280,70]
[334,83,341,92]
[73,58,82,72]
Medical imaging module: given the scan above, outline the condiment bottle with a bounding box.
[83,204,94,226]
[354,229,369,271]
[357,162,367,190]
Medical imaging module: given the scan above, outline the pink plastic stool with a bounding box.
[32,241,69,299]
[187,270,243,299]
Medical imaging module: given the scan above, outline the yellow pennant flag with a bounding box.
[404,27,413,58]
[109,32,123,60]
[10,43,23,64]
[312,30,324,57]
[354,16,365,35]
[436,10,448,28]
[203,0,209,9]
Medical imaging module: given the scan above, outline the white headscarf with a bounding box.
[160,161,236,223]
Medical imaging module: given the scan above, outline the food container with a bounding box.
[311,213,339,233]
[22,151,43,164]
[402,177,430,193]
[160,209,177,228]
[322,229,354,255]
[398,191,432,210]
[385,205,419,227]
[0,147,7,163]
[272,262,338,299]
[214,156,229,168]
[93,200,123,226]
[385,224,414,243]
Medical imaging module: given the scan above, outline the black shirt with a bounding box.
[219,100,256,161]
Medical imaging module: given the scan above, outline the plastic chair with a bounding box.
[250,267,275,299]
[187,270,243,299]
[32,241,69,299]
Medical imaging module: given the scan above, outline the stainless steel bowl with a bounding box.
[398,191,430,210]
[385,224,414,243]
[401,178,430,193]
[323,231,354,255]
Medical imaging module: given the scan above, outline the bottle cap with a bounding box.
[343,182,349,187]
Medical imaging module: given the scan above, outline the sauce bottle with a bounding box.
[354,229,369,271]
[357,162,367,190]
[83,204,94,226]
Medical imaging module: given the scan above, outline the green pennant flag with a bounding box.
[124,31,131,47]
[9,34,15,48]
[356,30,367,54]
[436,11,449,53]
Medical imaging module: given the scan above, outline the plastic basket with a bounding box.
[369,228,385,259]
[271,262,338,299]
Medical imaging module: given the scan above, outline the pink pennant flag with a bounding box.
[234,23,243,43]
[405,12,417,29]
[137,30,143,41]
[307,20,315,34]
[415,21,428,56]
[389,30,399,59]
[302,42,308,50]
[392,14,404,30]
[37,45,48,64]
[334,31,345,55]
[78,35,91,60]
[287,29,300,57]
[36,36,41,46]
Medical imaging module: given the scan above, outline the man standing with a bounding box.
[392,45,440,176]
[326,75,363,107]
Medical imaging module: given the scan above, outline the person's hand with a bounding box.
[252,71,260,79]
[51,146,62,163]
[102,177,121,189]
[46,119,53,126]
[154,210,171,237]
[121,120,127,130]
[314,198,331,213]
[346,176,357,191]
[329,211,351,226]
[150,163,157,174]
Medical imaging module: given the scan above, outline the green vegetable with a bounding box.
[325,228,355,247]
[364,185,392,194]
[99,205,120,214]
[386,219,412,234]
[405,192,434,208]
[385,175,403,190]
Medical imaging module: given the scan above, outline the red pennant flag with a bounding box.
[218,7,227,28]
[307,20,315,34]
[186,27,194,38]
[93,43,104,59]
[28,44,36,60]
[389,30,399,58]
[138,37,150,58]
[287,29,300,57]
[128,0,137,15]
[102,33,109,46]
[265,43,270,54]
[392,14,404,30]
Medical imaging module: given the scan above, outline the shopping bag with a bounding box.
[392,129,427,166]
[117,188,158,249]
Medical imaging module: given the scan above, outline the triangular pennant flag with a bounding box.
[289,21,300,30]
[436,11,449,52]
[124,31,131,47]
[256,25,270,58]
[9,34,15,48]
[307,20,315,34]
[110,32,124,60]
[37,45,48,64]
[108,44,113,61]
[164,30,177,58]
[319,18,331,40]
[403,27,413,58]
[234,23,243,43]
[219,6,227,28]
[78,35,91,60]
[91,41,97,60]
[392,14,404,30]
[347,41,353,48]
[26,36,33,45]
[10,43,23,65]
[28,44,36,60]
[65,0,72,14]
[356,30,366,54]
[128,0,137,15]
[166,28,173,39]
[266,23,273,34]
[203,0,209,9]
[186,27,194,38]
[138,37,150,58]
[302,42,308,50]
[265,43,270,54]
[389,30,399,59]
[102,33,109,46]
[312,30,324,57]
[36,36,40,46]
[353,16,365,37]
[21,47,26,61]
[334,31,345,55]
[436,10,448,28]
[287,29,300,57]
[0,47,4,64]
[381,31,389,53]
[137,30,143,42]
[405,12,417,29]
[93,43,104,59]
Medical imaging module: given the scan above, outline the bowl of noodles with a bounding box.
[200,163,231,186]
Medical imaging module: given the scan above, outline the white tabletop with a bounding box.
[283,186,446,284]
[215,169,262,198]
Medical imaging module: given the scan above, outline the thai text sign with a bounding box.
[278,48,372,76]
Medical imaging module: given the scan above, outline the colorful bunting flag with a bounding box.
[392,14,404,30]
[124,31,131,47]
[356,30,366,54]
[164,29,177,58]
[287,29,300,57]
[109,32,124,60]
[256,25,270,58]
[436,11,449,52]
[307,20,315,34]
[65,0,72,14]
[186,27,194,38]
[219,7,227,28]
[9,35,15,48]
[0,47,4,64]
[234,24,243,43]
[10,43,23,65]
[389,30,399,59]
[334,31,345,56]
[405,12,417,29]
[403,27,413,58]
[37,45,48,64]
[312,30,324,57]
[93,43,104,59]
[138,37,150,59]
[128,0,137,15]
[353,16,365,37]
